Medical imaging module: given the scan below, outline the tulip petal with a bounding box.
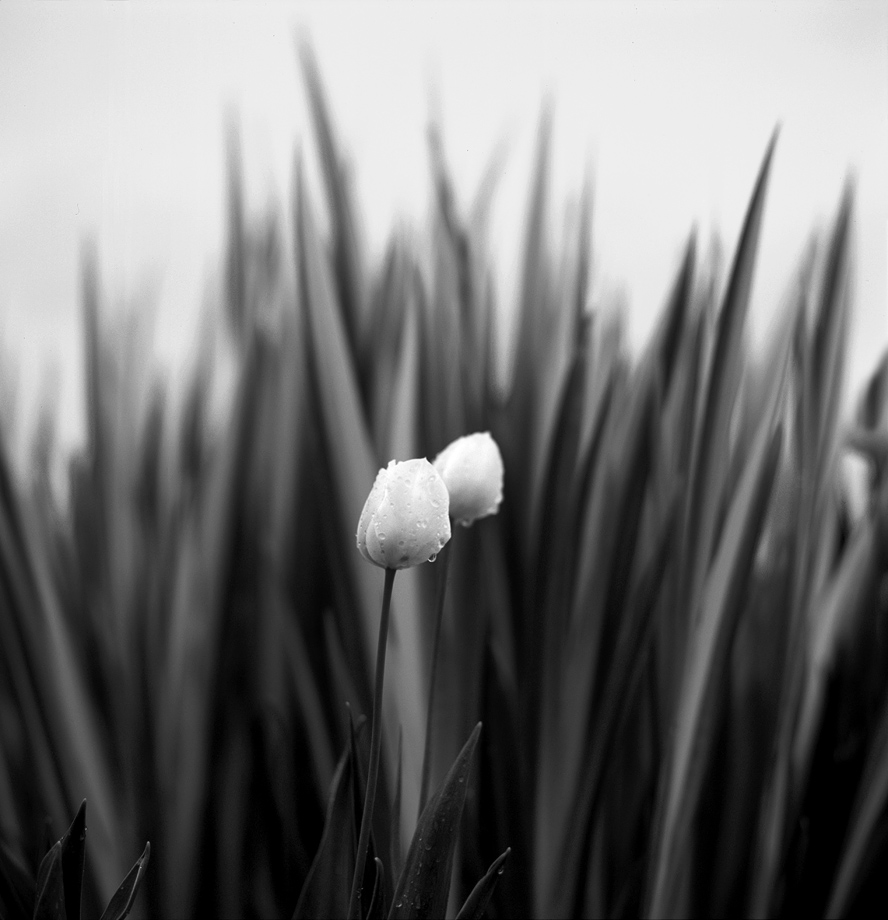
[356,459,451,569]
[357,468,389,567]
[434,432,504,526]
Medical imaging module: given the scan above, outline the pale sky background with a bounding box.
[0,2,886,462]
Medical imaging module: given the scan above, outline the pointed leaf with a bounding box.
[98,842,150,920]
[367,858,387,920]
[647,418,783,916]
[294,157,380,678]
[455,849,511,920]
[34,842,64,920]
[293,743,357,920]
[60,802,86,920]
[389,723,482,919]
[681,131,778,625]
[299,39,365,359]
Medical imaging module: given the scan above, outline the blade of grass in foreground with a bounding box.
[293,742,356,920]
[749,185,855,918]
[389,724,481,920]
[679,131,778,634]
[536,368,655,916]
[98,843,150,920]
[791,515,881,801]
[647,417,783,917]
[826,660,888,918]
[159,332,263,917]
[455,848,510,920]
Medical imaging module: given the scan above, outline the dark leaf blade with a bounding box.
[33,842,64,920]
[390,729,403,883]
[293,743,357,920]
[60,802,86,920]
[389,723,482,920]
[455,849,511,920]
[298,38,365,361]
[367,858,387,920]
[653,233,696,396]
[810,182,854,471]
[538,369,655,913]
[294,156,382,677]
[647,418,783,917]
[826,675,888,918]
[681,131,778,625]
[97,843,150,920]
[558,495,678,919]
[791,516,881,797]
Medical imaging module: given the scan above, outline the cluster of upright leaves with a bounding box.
[0,801,148,920]
[294,720,507,920]
[0,39,886,919]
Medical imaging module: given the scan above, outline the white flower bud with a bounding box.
[356,458,452,569]
[433,431,504,527]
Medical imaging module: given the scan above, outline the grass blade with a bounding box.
[97,843,150,920]
[680,131,778,629]
[389,724,481,920]
[293,744,357,920]
[455,848,510,920]
[647,418,783,916]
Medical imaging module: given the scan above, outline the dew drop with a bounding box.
[428,553,437,563]
[424,843,432,851]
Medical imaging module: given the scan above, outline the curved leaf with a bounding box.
[455,848,511,920]
[681,131,778,627]
[60,801,86,920]
[647,419,783,916]
[389,724,481,919]
[293,743,356,920]
[98,843,150,920]
[34,842,64,920]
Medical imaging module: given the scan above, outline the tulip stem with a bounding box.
[418,535,453,815]
[348,565,396,920]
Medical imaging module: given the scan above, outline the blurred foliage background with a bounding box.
[1,45,888,919]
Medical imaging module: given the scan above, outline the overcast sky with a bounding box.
[0,2,885,457]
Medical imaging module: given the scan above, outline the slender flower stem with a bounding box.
[418,534,453,815]
[348,566,396,920]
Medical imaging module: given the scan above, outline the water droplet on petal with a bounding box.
[428,553,437,563]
